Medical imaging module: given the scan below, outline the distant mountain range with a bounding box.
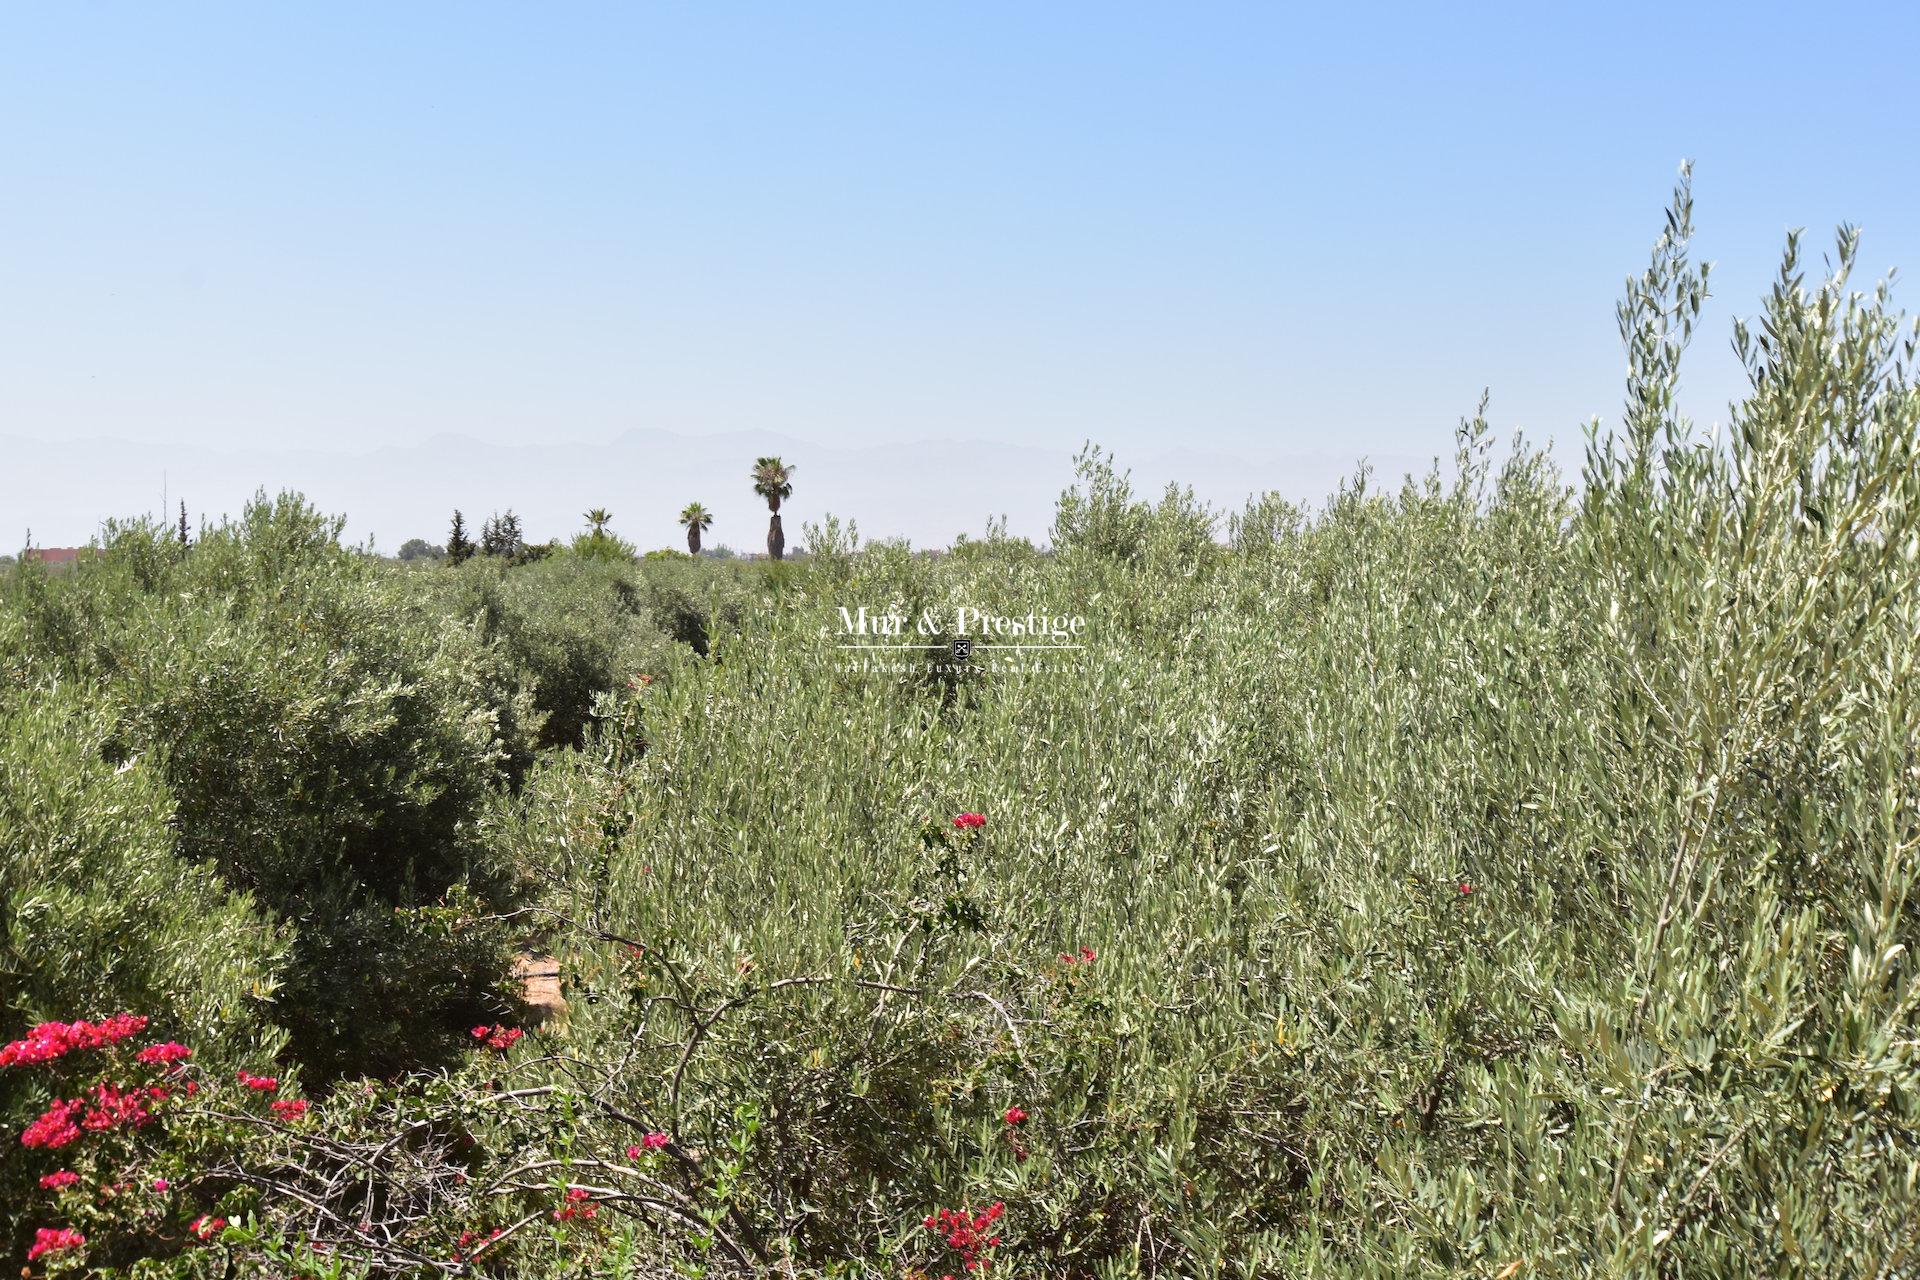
[2,430,1433,553]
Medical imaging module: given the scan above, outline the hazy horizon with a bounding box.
[6,3,1919,548]
[3,425,1442,553]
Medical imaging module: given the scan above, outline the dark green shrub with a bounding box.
[632,553,754,655]
[423,553,674,748]
[0,496,533,1082]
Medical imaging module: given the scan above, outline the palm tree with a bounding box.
[584,508,612,537]
[679,502,713,556]
[750,457,795,560]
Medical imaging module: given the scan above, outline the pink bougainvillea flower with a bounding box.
[642,1131,670,1150]
[26,1227,85,1261]
[1,1015,149,1068]
[625,1144,642,1160]
[135,1041,193,1066]
[38,1170,80,1190]
[951,812,987,830]
[152,1178,170,1192]
[21,1098,84,1149]
[79,1082,155,1133]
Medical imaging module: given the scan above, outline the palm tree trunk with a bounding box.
[767,513,785,561]
[687,526,702,556]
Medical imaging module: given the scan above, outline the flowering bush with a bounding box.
[0,1010,339,1272]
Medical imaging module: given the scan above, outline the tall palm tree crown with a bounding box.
[584,508,612,536]
[751,457,795,560]
[679,501,713,556]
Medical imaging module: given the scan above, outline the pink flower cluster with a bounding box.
[470,1024,524,1051]
[951,812,987,830]
[553,1187,597,1223]
[20,1083,161,1150]
[27,1227,85,1261]
[189,1214,226,1241]
[923,1202,1005,1274]
[451,1227,504,1263]
[1,1015,149,1067]
[135,1041,193,1066]
[21,1098,82,1149]
[236,1070,279,1091]
[38,1170,80,1190]
[271,1097,311,1119]
[623,1131,670,1158]
[1002,1106,1030,1161]
[1057,946,1097,966]
[81,1082,156,1132]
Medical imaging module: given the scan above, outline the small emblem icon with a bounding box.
[951,637,973,660]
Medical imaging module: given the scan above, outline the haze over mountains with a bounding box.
[4,429,1434,553]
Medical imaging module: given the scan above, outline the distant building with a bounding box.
[23,547,86,566]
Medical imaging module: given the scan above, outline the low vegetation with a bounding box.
[3,177,1917,1277]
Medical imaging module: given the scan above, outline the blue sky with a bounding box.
[4,2,1918,516]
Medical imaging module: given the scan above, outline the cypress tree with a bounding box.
[447,510,474,564]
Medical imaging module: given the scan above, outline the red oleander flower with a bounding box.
[951,812,986,830]
[642,1131,670,1149]
[152,1178,170,1192]
[236,1070,280,1091]
[625,1144,642,1160]
[271,1098,310,1119]
[1003,1106,1027,1126]
[27,1227,85,1261]
[38,1170,80,1189]
[189,1215,226,1240]
[1458,882,1474,895]
[136,1041,193,1066]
